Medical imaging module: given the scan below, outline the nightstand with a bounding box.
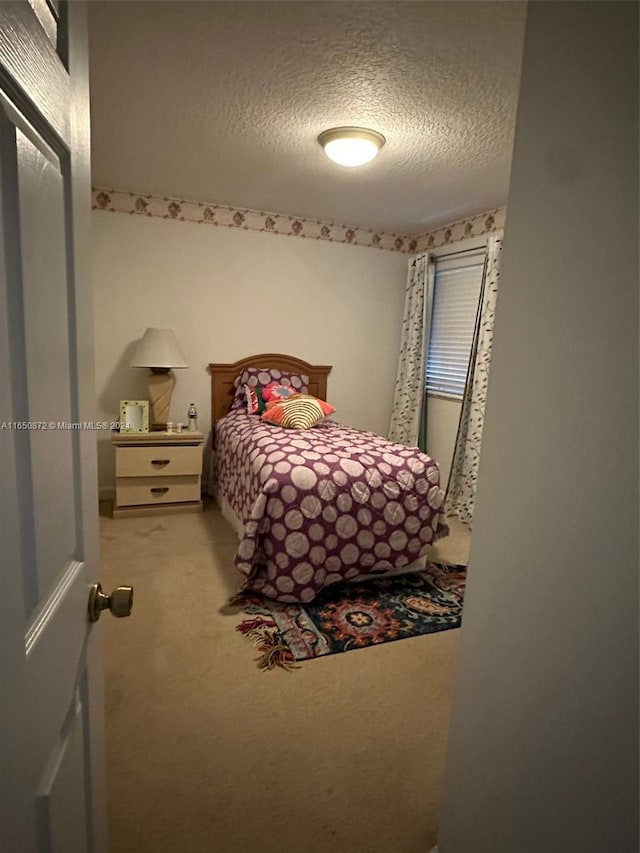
[112,431,204,519]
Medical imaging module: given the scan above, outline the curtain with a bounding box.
[445,236,503,528]
[388,253,435,446]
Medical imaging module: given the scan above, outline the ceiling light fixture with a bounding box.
[318,126,386,167]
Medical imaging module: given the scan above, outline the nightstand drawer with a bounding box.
[116,445,202,478]
[115,475,201,506]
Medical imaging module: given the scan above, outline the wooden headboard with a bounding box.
[208,354,333,423]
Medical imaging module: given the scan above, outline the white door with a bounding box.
[0,3,125,851]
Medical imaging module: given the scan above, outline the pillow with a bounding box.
[261,394,335,430]
[261,382,299,403]
[231,367,309,409]
[244,384,267,414]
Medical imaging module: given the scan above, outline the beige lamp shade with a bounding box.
[130,328,188,430]
[129,327,189,369]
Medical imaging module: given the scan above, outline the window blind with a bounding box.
[426,252,486,398]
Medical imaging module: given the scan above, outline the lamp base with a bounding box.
[148,369,175,430]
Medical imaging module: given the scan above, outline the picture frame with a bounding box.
[119,400,149,434]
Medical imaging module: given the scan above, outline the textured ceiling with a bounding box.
[88,1,526,234]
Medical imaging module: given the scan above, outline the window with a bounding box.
[426,249,486,398]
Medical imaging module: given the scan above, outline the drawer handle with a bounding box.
[150,487,170,495]
[151,459,171,466]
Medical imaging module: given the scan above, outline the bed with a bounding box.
[208,353,446,603]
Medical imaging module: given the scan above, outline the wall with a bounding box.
[91,213,408,493]
[438,2,638,852]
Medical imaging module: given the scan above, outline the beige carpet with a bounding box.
[99,501,470,853]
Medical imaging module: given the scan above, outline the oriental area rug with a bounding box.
[233,562,467,672]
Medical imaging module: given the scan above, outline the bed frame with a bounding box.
[208,354,332,423]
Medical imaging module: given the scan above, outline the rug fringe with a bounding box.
[237,624,300,672]
[236,616,277,635]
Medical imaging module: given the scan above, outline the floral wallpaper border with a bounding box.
[92,187,505,254]
[414,207,506,253]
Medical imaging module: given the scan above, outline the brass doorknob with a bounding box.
[88,583,134,623]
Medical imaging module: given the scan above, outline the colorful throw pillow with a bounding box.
[231,368,309,409]
[244,384,267,414]
[261,382,299,403]
[261,395,335,430]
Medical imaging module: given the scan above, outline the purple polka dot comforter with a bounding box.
[214,410,445,603]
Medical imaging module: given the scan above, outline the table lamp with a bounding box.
[129,327,188,430]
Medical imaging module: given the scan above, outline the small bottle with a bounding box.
[187,402,198,432]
